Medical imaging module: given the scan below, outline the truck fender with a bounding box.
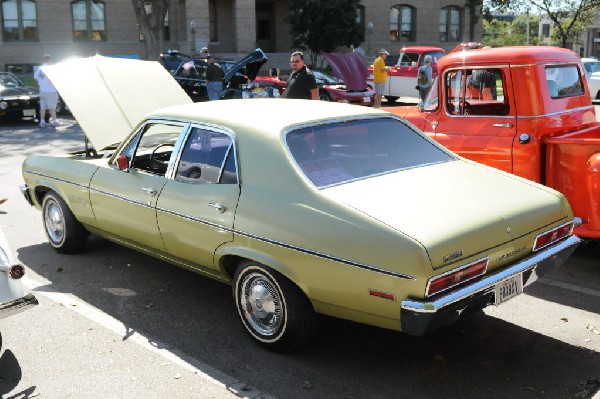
[585,152,600,231]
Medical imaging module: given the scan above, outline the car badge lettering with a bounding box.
[495,246,527,263]
[443,250,463,262]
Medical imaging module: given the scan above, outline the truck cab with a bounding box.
[367,46,444,103]
[386,46,600,238]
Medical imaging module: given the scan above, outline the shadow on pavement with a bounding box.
[15,236,600,399]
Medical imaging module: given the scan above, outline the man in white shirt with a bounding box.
[34,54,61,128]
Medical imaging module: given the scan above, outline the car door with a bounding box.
[156,126,240,270]
[428,67,518,174]
[89,121,186,251]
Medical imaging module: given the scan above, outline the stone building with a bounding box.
[0,0,481,72]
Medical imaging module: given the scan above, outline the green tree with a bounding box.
[483,14,540,46]
[131,0,169,60]
[288,0,363,69]
[486,0,600,48]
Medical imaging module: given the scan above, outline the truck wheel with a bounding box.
[385,96,398,103]
[42,191,88,254]
[233,261,316,352]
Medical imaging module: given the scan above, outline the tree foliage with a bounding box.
[483,14,541,46]
[288,0,363,69]
[485,0,600,48]
[131,0,169,60]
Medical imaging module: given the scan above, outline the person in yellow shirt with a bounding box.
[373,49,390,108]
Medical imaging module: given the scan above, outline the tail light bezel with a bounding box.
[533,221,574,252]
[426,257,489,298]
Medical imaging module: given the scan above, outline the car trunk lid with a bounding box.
[322,160,567,269]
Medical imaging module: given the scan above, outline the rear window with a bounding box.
[286,118,453,188]
[545,65,584,98]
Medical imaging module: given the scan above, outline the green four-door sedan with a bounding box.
[20,56,580,351]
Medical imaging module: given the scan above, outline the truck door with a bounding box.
[427,67,517,173]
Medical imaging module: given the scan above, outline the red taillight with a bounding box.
[533,222,574,252]
[426,258,488,297]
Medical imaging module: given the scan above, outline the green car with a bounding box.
[21,56,580,351]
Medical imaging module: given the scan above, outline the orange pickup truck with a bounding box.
[385,46,600,238]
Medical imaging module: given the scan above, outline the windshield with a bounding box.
[286,118,453,188]
[0,72,21,87]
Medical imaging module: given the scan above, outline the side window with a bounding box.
[129,123,182,175]
[445,68,510,116]
[545,65,584,98]
[175,128,236,184]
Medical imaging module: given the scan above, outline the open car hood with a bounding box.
[44,55,192,151]
[320,51,368,91]
[223,48,267,83]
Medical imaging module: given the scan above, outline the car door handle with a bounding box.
[492,123,513,128]
[208,202,227,213]
[142,187,157,196]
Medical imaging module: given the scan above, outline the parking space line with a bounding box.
[539,277,600,297]
[22,276,274,399]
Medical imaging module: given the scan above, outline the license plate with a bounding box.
[23,109,36,116]
[363,96,370,103]
[494,274,523,305]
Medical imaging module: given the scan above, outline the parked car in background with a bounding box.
[582,57,600,100]
[20,55,580,351]
[254,51,375,105]
[367,46,445,103]
[0,227,38,319]
[0,71,39,121]
[171,49,279,102]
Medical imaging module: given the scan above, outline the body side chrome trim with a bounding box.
[516,105,595,119]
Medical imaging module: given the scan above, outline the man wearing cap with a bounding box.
[205,55,225,101]
[200,47,210,59]
[373,49,390,108]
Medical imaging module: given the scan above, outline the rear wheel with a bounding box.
[42,191,88,254]
[233,261,316,352]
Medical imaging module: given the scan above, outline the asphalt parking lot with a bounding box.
[0,115,599,399]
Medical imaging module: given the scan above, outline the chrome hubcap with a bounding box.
[45,201,64,244]
[241,272,283,336]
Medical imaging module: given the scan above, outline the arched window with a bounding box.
[71,0,106,41]
[439,6,462,42]
[390,5,415,42]
[1,0,37,41]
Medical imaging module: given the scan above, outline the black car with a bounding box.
[171,49,279,102]
[0,72,39,121]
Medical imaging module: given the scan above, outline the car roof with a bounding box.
[439,46,580,68]
[150,99,386,137]
[399,46,445,53]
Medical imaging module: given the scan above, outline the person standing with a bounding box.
[34,54,61,128]
[205,55,225,101]
[373,49,390,108]
[282,51,318,100]
[416,55,433,109]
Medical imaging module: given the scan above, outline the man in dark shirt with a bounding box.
[282,51,318,100]
[205,55,225,101]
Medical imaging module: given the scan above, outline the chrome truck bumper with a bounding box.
[400,234,581,336]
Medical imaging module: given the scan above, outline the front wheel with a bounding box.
[385,95,399,103]
[319,90,332,102]
[42,191,88,254]
[233,261,316,352]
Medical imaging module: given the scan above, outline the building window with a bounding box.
[356,4,365,38]
[439,6,461,42]
[209,0,216,42]
[1,0,38,41]
[71,0,106,41]
[390,5,415,42]
[542,23,550,37]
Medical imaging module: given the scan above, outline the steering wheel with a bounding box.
[149,143,175,173]
[462,100,476,115]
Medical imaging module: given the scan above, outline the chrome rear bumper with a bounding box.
[400,235,581,336]
[0,293,38,320]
